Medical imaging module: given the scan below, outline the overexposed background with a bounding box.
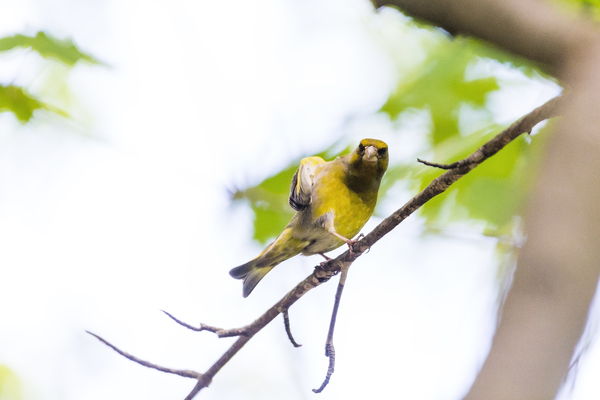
[0,0,596,399]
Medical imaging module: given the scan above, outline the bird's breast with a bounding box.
[295,173,376,255]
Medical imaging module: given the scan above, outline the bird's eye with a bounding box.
[358,144,365,153]
[378,147,387,156]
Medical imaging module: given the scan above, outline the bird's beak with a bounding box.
[364,146,378,162]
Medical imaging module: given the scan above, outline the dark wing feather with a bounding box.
[289,169,306,211]
[288,156,325,212]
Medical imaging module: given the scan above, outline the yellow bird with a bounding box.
[230,138,389,297]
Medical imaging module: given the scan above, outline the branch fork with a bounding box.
[161,310,250,338]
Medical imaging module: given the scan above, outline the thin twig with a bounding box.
[161,310,222,333]
[417,158,461,169]
[282,309,302,347]
[314,343,335,393]
[313,264,350,393]
[161,310,249,338]
[85,331,202,379]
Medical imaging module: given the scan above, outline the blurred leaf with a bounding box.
[232,144,352,244]
[0,31,100,66]
[378,162,414,199]
[0,364,22,400]
[0,84,46,122]
[381,38,500,144]
[0,84,67,122]
[234,163,297,244]
[417,122,550,235]
[0,30,95,123]
[377,26,554,239]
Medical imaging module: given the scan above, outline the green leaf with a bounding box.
[376,27,555,238]
[0,84,46,122]
[381,38,500,144]
[417,123,550,235]
[0,84,67,123]
[0,31,100,66]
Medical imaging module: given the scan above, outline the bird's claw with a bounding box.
[347,243,356,254]
[316,260,330,270]
[346,233,365,254]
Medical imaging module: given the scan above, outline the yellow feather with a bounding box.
[230,138,389,297]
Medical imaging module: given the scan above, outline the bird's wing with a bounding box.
[289,156,325,211]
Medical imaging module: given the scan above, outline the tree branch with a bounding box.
[372,0,598,75]
[87,95,561,399]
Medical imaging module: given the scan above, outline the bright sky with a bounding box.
[0,1,596,400]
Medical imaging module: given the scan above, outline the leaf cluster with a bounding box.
[0,31,99,123]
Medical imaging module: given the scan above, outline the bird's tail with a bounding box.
[230,227,306,297]
[229,260,274,298]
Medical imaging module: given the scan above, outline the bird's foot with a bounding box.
[345,242,356,254]
[318,253,332,261]
[331,232,354,254]
[354,233,372,253]
[316,256,331,271]
[344,233,365,254]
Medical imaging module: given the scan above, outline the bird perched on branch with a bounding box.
[230,138,389,297]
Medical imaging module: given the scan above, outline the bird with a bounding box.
[230,138,389,297]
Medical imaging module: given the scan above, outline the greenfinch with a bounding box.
[230,138,389,297]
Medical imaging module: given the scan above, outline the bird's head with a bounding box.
[350,138,389,176]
